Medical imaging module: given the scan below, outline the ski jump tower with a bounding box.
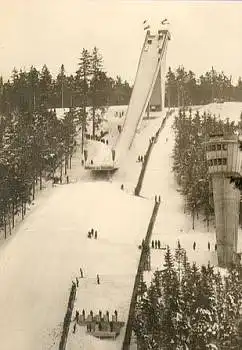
[85,26,171,171]
[206,134,242,267]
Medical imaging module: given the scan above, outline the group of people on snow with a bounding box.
[155,195,161,203]
[71,268,104,334]
[87,228,98,239]
[137,155,145,163]
[149,136,156,144]
[73,309,119,334]
[151,240,163,249]
[115,110,125,118]
[193,241,217,251]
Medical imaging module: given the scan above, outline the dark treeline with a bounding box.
[134,245,242,350]
[0,47,132,114]
[166,66,242,107]
[2,54,242,115]
[172,108,239,230]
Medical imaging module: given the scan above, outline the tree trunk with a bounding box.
[32,180,35,200]
[69,155,72,169]
[60,160,63,178]
[8,214,11,235]
[12,202,15,228]
[192,210,195,230]
[64,155,67,175]
[207,217,209,231]
[39,170,42,190]
[21,200,24,220]
[81,106,86,154]
[81,122,84,154]
[92,107,96,138]
[4,216,7,239]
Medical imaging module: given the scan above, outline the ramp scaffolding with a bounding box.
[84,28,171,171]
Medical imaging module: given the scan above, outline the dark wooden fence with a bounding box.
[122,200,160,350]
[59,283,77,350]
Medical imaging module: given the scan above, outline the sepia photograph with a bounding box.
[0,0,242,349]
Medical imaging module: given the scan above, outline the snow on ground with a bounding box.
[197,101,242,123]
[0,181,152,350]
[1,102,242,349]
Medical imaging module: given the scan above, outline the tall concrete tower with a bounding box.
[206,134,242,267]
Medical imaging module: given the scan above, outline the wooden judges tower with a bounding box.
[206,134,242,267]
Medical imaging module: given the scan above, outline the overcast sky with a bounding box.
[1,0,242,83]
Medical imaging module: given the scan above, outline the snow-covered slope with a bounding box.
[0,182,152,350]
[197,101,242,123]
[1,102,242,349]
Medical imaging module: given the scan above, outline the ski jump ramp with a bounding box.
[85,28,171,171]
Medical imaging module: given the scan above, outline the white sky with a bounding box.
[1,0,242,83]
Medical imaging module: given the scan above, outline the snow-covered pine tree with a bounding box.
[161,246,181,349]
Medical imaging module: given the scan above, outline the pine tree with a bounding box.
[28,66,39,110]
[56,64,66,108]
[89,47,109,137]
[39,64,52,107]
[161,247,181,349]
[76,49,92,152]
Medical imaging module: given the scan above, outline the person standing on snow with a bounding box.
[193,241,196,250]
[97,274,100,285]
[75,310,79,322]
